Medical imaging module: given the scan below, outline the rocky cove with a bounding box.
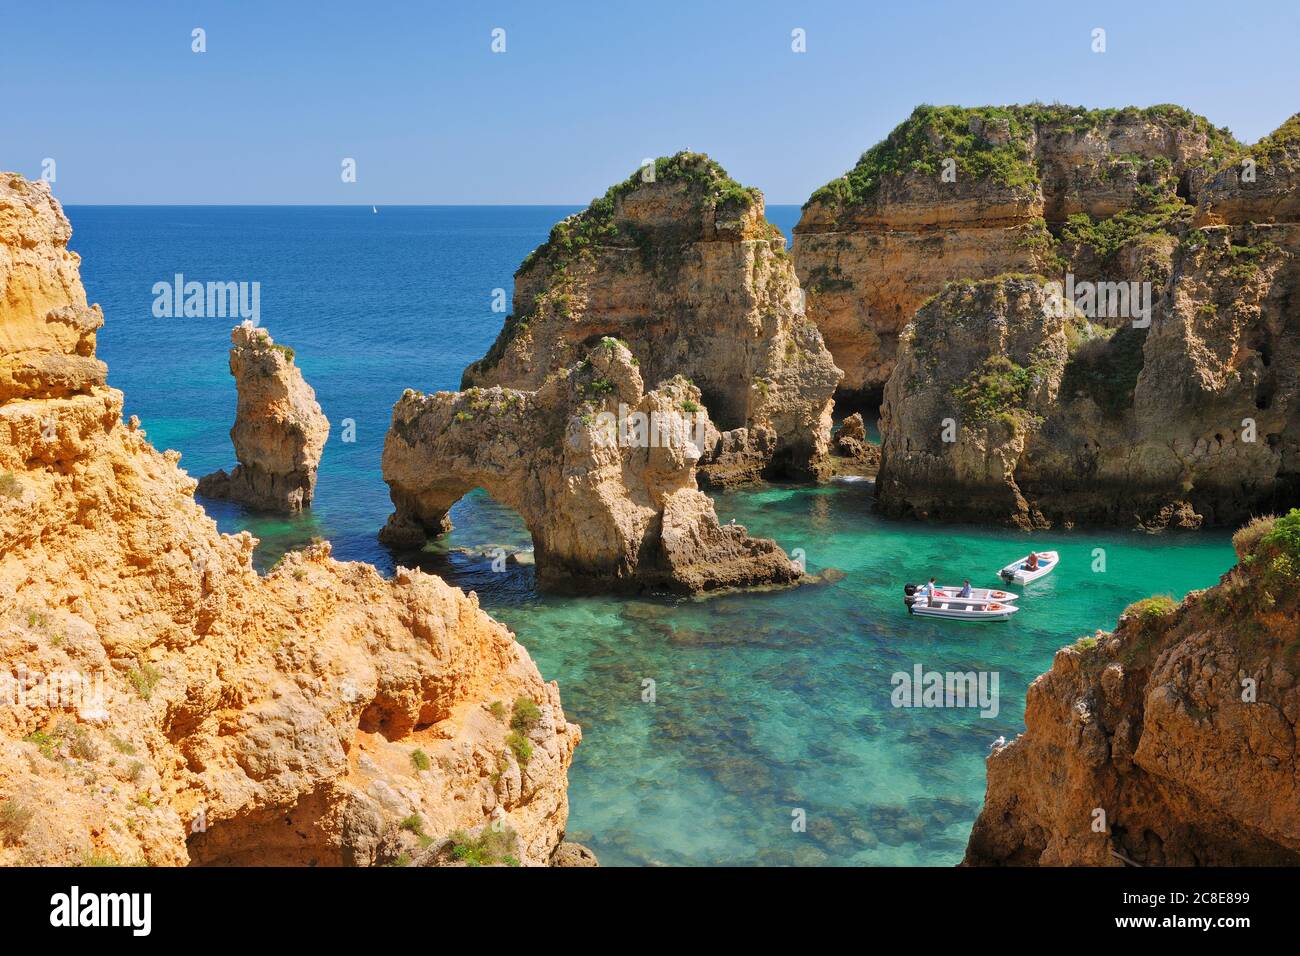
[2,102,1298,867]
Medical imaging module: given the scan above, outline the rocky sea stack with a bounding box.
[197,322,330,514]
[794,104,1240,405]
[840,107,1299,528]
[464,151,841,483]
[965,511,1300,866]
[0,174,580,866]
[381,337,801,594]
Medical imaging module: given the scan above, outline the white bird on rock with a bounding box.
[988,735,1007,754]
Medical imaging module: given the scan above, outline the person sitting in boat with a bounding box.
[1025,552,1039,571]
[959,580,972,598]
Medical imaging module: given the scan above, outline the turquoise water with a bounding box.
[69,205,1236,865]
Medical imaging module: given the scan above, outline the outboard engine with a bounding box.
[903,583,918,611]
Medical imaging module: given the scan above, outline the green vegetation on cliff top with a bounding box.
[1250,112,1300,169]
[516,151,763,277]
[807,103,1238,211]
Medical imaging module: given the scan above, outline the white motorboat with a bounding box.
[998,550,1059,585]
[929,584,1019,604]
[906,598,1018,622]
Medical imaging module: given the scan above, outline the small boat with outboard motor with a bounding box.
[903,584,1019,621]
[998,550,1059,585]
[927,584,1019,604]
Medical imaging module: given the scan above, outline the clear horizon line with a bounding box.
[59,200,809,208]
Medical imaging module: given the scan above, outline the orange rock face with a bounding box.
[794,105,1238,399]
[0,174,579,866]
[464,152,841,482]
[965,518,1300,866]
[198,323,330,514]
[382,339,800,594]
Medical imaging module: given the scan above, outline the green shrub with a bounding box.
[0,800,33,844]
[505,731,532,765]
[270,343,295,362]
[510,697,541,732]
[1233,515,1277,561]
[126,664,162,701]
[952,355,1043,427]
[680,399,701,414]
[0,472,22,499]
[1123,595,1178,633]
[409,748,431,772]
[447,826,519,867]
[23,729,59,760]
[1257,509,1300,584]
[488,700,507,721]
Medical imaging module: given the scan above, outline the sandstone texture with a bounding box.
[875,113,1300,529]
[965,512,1300,866]
[197,323,329,513]
[830,411,881,475]
[463,152,841,482]
[381,337,801,594]
[795,105,1239,401]
[0,174,579,867]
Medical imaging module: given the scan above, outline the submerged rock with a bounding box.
[197,323,329,513]
[463,152,841,482]
[380,338,801,594]
[549,840,599,867]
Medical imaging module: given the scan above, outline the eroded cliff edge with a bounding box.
[795,104,1240,404]
[965,511,1300,866]
[875,112,1299,529]
[0,174,579,866]
[464,152,841,483]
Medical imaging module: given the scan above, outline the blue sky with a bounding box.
[4,0,1297,204]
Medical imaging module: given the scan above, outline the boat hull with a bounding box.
[998,551,1059,585]
[908,602,1018,622]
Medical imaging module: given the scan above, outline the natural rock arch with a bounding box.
[380,340,801,594]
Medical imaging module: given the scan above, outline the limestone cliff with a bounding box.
[877,276,1069,526]
[463,152,841,482]
[795,105,1239,401]
[381,337,800,594]
[965,512,1300,866]
[0,174,579,867]
[197,323,329,514]
[876,113,1299,529]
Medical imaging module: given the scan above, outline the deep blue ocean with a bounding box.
[69,205,1235,865]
